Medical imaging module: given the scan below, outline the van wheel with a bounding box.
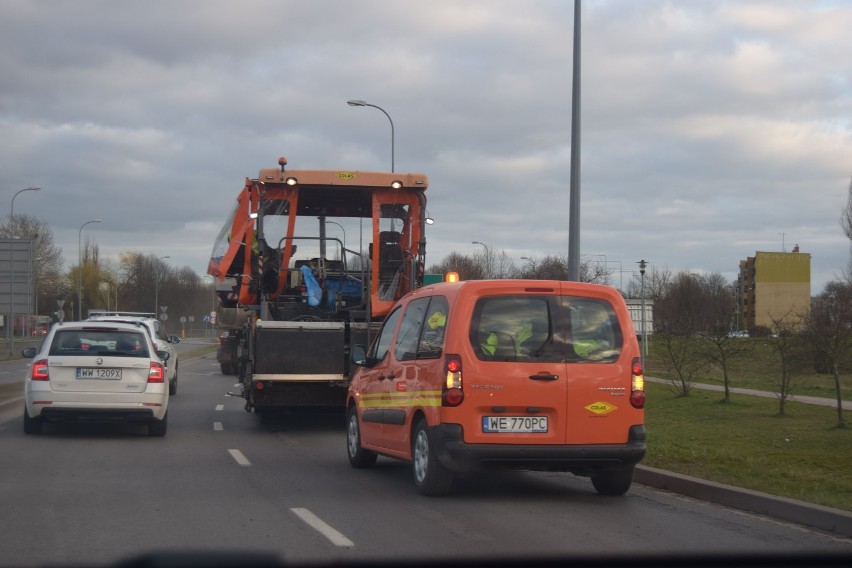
[347,406,377,468]
[591,466,634,496]
[149,412,168,437]
[412,418,453,496]
[23,406,43,435]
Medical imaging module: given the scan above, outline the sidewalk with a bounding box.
[646,376,852,410]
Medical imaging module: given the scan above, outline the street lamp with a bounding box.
[638,259,648,367]
[347,99,395,172]
[325,220,347,252]
[77,219,102,320]
[10,187,41,237]
[155,255,171,318]
[472,241,491,279]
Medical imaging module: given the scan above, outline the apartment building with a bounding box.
[737,246,810,331]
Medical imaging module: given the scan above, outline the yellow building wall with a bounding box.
[753,252,810,329]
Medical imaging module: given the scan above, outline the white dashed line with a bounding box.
[228,449,251,466]
[213,422,223,431]
[215,404,224,411]
[290,508,354,547]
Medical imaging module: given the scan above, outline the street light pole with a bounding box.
[638,259,648,367]
[325,220,347,253]
[472,241,491,279]
[77,219,102,320]
[10,187,41,237]
[347,99,395,172]
[155,255,171,318]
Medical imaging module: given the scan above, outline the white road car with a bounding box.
[87,313,181,395]
[22,321,171,436]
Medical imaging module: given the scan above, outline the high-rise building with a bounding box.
[737,246,810,331]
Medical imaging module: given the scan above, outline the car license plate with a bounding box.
[482,416,548,433]
[77,368,122,380]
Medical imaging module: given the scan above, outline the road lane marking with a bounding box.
[290,508,354,547]
[214,422,223,431]
[228,449,251,466]
[215,404,224,411]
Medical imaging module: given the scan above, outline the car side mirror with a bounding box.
[21,347,37,358]
[169,335,181,344]
[157,350,171,361]
[350,345,370,367]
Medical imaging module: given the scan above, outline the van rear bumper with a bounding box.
[431,423,646,475]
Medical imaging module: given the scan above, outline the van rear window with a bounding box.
[469,295,622,363]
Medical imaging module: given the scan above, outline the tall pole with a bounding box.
[347,99,395,172]
[567,0,582,281]
[639,259,647,368]
[155,255,171,317]
[77,219,102,320]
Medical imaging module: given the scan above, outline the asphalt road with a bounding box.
[1,348,851,567]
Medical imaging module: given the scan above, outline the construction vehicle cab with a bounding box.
[207,156,428,414]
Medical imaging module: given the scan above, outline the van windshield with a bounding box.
[469,295,622,363]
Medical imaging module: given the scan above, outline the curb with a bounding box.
[635,465,852,538]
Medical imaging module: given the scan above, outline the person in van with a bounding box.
[346,279,646,497]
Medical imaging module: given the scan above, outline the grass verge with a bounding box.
[644,382,852,512]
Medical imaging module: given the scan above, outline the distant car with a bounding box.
[726,330,749,338]
[216,330,240,375]
[22,321,170,436]
[87,313,181,394]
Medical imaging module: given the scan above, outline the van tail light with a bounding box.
[442,354,464,407]
[630,356,645,409]
[31,359,49,381]
[148,361,165,383]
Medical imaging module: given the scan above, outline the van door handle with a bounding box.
[529,374,559,381]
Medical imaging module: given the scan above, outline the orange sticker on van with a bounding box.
[585,401,617,415]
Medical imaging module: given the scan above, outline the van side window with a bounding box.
[394,298,430,361]
[369,307,402,362]
[416,296,449,359]
[563,297,622,362]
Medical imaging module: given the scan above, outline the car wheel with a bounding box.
[149,412,168,437]
[169,364,178,395]
[220,363,232,375]
[591,466,634,496]
[23,405,43,435]
[346,405,377,468]
[412,418,453,496]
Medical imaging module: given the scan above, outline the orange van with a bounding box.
[346,279,646,496]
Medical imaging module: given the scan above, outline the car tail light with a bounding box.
[148,361,165,383]
[442,354,464,407]
[31,359,49,381]
[630,356,645,409]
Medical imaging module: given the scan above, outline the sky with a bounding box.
[1,0,850,294]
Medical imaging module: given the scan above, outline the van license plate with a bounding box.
[77,368,122,379]
[483,416,548,433]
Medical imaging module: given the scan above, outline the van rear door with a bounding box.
[458,286,570,445]
[557,283,636,445]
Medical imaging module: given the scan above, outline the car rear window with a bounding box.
[469,295,622,363]
[49,330,150,357]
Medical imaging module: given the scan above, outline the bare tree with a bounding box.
[841,176,852,243]
[427,252,482,281]
[696,274,750,402]
[803,280,852,428]
[765,312,809,416]
[654,272,709,396]
[624,264,673,301]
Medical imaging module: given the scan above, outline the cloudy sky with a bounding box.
[2,0,850,293]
